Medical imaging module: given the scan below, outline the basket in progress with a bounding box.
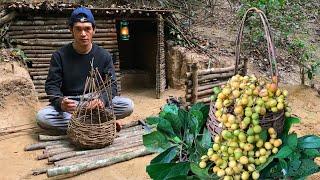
[67,63,116,149]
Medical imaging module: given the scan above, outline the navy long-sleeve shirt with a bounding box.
[45,43,117,111]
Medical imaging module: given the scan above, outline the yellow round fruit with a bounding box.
[264,142,273,150]
[239,156,249,165]
[272,147,279,154]
[273,139,282,147]
[217,169,225,177]
[199,161,206,168]
[268,127,276,135]
[252,171,260,180]
[241,171,250,180]
[247,163,256,172]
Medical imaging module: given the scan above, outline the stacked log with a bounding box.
[185,63,245,106]
[24,121,152,178]
[8,17,121,100]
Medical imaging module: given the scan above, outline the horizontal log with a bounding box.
[28,58,51,62]
[30,71,48,76]
[10,33,117,39]
[26,54,52,58]
[31,64,50,68]
[9,24,115,31]
[23,49,118,54]
[33,76,47,80]
[186,64,244,78]
[8,28,116,35]
[16,36,117,42]
[16,39,118,46]
[47,147,151,178]
[12,19,115,26]
[28,67,49,71]
[45,144,71,151]
[17,45,58,50]
[38,147,75,160]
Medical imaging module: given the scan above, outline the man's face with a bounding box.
[70,22,95,47]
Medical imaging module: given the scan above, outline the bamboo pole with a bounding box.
[50,140,143,163]
[186,64,244,78]
[38,147,75,160]
[39,135,68,141]
[11,19,115,26]
[47,147,151,178]
[24,140,69,151]
[45,144,70,151]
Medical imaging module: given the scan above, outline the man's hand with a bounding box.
[61,97,77,113]
[86,99,105,110]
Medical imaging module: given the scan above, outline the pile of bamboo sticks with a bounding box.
[25,121,152,178]
[7,17,121,100]
[185,63,245,106]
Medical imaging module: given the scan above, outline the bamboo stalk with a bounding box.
[32,168,48,176]
[50,140,143,163]
[24,140,69,151]
[186,64,244,78]
[47,147,151,178]
[39,135,68,141]
[191,63,199,104]
[38,147,75,160]
[45,144,70,151]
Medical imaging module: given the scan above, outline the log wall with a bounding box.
[8,17,121,100]
[185,63,245,106]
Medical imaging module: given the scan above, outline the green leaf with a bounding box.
[190,103,206,112]
[279,159,288,174]
[275,145,293,158]
[259,129,268,142]
[286,133,298,149]
[188,114,199,135]
[146,116,160,125]
[161,104,179,115]
[289,159,320,179]
[146,162,190,180]
[200,128,212,150]
[178,109,189,128]
[287,159,301,176]
[282,116,300,137]
[302,149,320,158]
[298,135,320,149]
[157,117,177,138]
[151,146,178,164]
[163,112,182,136]
[257,155,275,171]
[190,162,219,180]
[143,131,173,153]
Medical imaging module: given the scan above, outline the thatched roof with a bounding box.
[3,1,175,17]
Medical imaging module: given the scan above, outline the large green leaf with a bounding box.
[302,149,320,158]
[287,158,301,176]
[200,128,212,150]
[146,162,190,180]
[289,159,320,179]
[282,116,301,137]
[146,116,161,125]
[178,109,189,128]
[157,117,177,138]
[275,145,293,158]
[190,103,206,112]
[286,133,298,149]
[298,135,320,149]
[188,114,199,135]
[279,159,288,174]
[161,104,179,116]
[190,162,219,180]
[143,131,173,153]
[163,112,182,136]
[151,146,178,164]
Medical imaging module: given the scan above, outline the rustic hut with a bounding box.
[2,2,173,100]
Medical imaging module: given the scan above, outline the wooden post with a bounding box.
[191,63,198,104]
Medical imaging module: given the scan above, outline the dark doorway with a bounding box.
[117,20,157,90]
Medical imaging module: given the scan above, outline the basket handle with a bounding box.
[234,7,279,85]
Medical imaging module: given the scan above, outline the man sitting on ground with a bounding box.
[36,7,133,133]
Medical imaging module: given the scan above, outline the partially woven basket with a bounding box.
[67,65,116,149]
[206,8,285,138]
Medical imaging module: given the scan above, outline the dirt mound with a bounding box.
[0,61,39,128]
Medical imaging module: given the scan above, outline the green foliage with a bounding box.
[143,103,218,179]
[259,116,320,179]
[238,0,320,84]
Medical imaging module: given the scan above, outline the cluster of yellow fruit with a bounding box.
[199,74,290,180]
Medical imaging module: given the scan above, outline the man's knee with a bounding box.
[113,96,134,119]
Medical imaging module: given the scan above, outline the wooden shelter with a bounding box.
[3,2,173,100]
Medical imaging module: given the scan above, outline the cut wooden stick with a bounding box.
[47,147,152,178]
[24,140,69,151]
[39,135,68,141]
